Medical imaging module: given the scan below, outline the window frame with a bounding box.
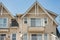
[11,33,16,40]
[30,18,48,27]
[44,33,48,40]
[0,18,8,28]
[30,33,42,40]
[23,17,28,24]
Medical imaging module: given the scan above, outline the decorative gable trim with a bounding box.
[0,2,14,18]
[21,1,58,25]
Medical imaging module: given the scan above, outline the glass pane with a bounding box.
[31,34,37,40]
[24,18,27,24]
[0,18,2,24]
[23,34,27,40]
[36,19,41,27]
[44,34,47,40]
[12,34,16,40]
[31,18,35,27]
[12,38,16,40]
[3,18,7,23]
[37,34,42,40]
[3,24,6,27]
[12,34,16,37]
[0,18,7,27]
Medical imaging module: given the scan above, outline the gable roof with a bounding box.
[21,1,58,25]
[0,2,14,18]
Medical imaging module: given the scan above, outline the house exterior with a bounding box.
[0,1,59,40]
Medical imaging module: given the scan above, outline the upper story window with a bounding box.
[24,18,27,24]
[0,18,8,28]
[30,18,48,27]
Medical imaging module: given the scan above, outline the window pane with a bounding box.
[24,18,27,24]
[37,34,42,40]
[35,19,41,27]
[44,34,47,40]
[12,38,16,40]
[31,34,37,40]
[31,18,35,27]
[3,18,7,23]
[12,34,16,40]
[0,18,3,24]
[12,34,16,37]
[23,34,27,40]
[0,18,7,28]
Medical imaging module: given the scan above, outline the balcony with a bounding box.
[10,19,19,28]
[0,28,8,32]
[28,26,45,32]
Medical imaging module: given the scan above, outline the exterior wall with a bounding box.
[0,2,58,40]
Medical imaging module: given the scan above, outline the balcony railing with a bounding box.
[28,26,45,32]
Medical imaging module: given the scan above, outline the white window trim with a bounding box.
[0,17,8,28]
[30,18,48,27]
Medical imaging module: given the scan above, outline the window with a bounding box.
[0,34,6,40]
[31,34,42,40]
[44,34,47,40]
[31,18,46,27]
[31,18,42,27]
[12,33,16,40]
[0,18,8,28]
[24,18,27,24]
[23,33,27,40]
[31,18,48,27]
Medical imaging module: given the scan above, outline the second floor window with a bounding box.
[31,18,47,27]
[0,18,8,28]
[24,18,27,24]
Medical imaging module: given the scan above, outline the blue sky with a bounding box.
[0,0,60,32]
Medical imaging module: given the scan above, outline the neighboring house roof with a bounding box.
[20,1,58,25]
[0,2,14,18]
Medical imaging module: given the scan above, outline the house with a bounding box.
[0,1,59,40]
